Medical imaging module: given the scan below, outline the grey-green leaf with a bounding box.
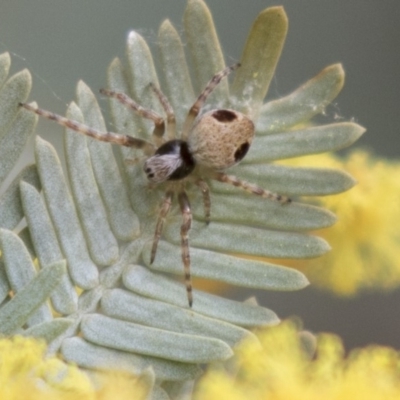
[257,64,345,133]
[231,6,288,115]
[0,261,65,336]
[35,136,99,289]
[64,102,119,266]
[193,191,336,231]
[0,52,11,89]
[145,241,309,291]
[101,288,256,347]
[61,337,201,382]
[164,220,330,259]
[123,265,279,327]
[158,20,195,128]
[125,31,162,140]
[0,229,52,326]
[22,318,75,343]
[0,69,31,135]
[184,0,228,106]
[213,163,356,196]
[0,102,37,186]
[246,122,365,163]
[76,80,140,241]
[20,181,78,315]
[0,165,40,230]
[81,314,233,363]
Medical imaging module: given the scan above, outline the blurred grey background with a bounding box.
[0,1,399,351]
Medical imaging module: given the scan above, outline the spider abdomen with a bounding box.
[188,109,255,170]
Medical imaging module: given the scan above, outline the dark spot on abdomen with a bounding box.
[234,142,250,162]
[212,109,237,122]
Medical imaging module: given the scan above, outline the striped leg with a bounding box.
[181,63,240,140]
[100,88,165,146]
[178,191,193,307]
[212,172,292,204]
[149,83,176,141]
[195,178,211,225]
[19,102,155,154]
[150,190,174,264]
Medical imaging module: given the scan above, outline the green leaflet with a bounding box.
[192,191,336,230]
[76,81,140,241]
[64,102,119,266]
[81,314,233,363]
[0,260,65,336]
[20,182,78,315]
[0,165,40,230]
[123,265,279,327]
[246,122,365,163]
[231,6,288,115]
[62,337,201,382]
[22,318,75,343]
[35,136,99,289]
[158,20,195,130]
[184,0,228,105]
[211,163,356,196]
[257,64,345,133]
[145,241,309,290]
[0,103,37,186]
[0,229,52,326]
[101,288,256,347]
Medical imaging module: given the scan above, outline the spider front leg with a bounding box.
[149,83,176,141]
[100,83,176,146]
[181,63,240,140]
[178,191,193,307]
[19,103,155,155]
[150,190,174,264]
[99,89,166,147]
[213,172,292,204]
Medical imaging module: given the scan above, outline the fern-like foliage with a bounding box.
[0,0,364,397]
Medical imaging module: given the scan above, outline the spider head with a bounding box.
[144,140,195,183]
[187,108,254,170]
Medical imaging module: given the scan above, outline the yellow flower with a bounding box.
[0,336,148,400]
[194,321,400,400]
[0,336,93,400]
[277,150,400,295]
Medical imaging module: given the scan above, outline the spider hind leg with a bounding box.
[213,172,292,204]
[178,190,193,307]
[195,178,211,225]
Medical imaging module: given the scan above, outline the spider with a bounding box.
[20,63,290,307]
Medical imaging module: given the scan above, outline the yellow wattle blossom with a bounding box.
[0,336,148,400]
[0,336,93,400]
[279,150,400,295]
[194,321,400,400]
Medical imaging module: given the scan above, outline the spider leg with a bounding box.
[99,88,165,146]
[149,83,176,141]
[178,191,193,307]
[19,103,155,155]
[150,190,174,264]
[212,172,292,204]
[181,63,240,140]
[195,178,211,225]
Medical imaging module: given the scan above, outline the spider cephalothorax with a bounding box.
[20,64,290,307]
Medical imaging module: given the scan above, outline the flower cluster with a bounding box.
[279,151,400,295]
[194,321,400,400]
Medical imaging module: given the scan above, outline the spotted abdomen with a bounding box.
[187,109,255,170]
